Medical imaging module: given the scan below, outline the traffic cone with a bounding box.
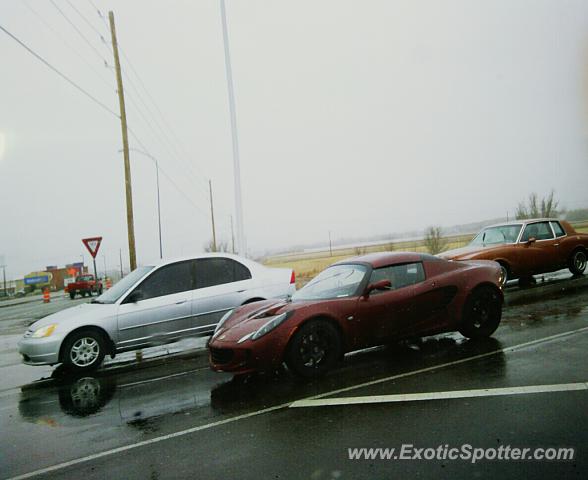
[106,278,112,289]
[43,288,50,303]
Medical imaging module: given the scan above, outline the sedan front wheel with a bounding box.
[62,329,106,372]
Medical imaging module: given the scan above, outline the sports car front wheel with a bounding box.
[285,319,342,378]
[459,286,502,339]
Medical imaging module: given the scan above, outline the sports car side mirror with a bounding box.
[363,279,392,298]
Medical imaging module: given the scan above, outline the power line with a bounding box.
[127,127,212,220]
[49,0,111,68]
[65,0,111,49]
[0,23,119,118]
[22,0,115,92]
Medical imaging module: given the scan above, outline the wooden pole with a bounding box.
[109,11,137,271]
[209,180,217,252]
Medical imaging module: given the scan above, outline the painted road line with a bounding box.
[6,325,588,480]
[297,325,588,403]
[290,382,588,408]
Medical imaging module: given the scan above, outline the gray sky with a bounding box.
[1,0,588,279]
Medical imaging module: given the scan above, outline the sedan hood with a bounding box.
[28,303,117,331]
[439,244,505,261]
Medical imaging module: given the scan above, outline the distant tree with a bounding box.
[424,226,447,255]
[204,240,230,253]
[353,246,367,255]
[515,191,559,219]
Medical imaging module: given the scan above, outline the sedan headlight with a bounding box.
[31,324,57,338]
[251,312,292,340]
[212,310,234,339]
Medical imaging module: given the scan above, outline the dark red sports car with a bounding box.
[208,252,503,377]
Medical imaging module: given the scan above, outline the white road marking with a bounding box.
[290,382,588,408]
[6,325,588,480]
[296,325,588,402]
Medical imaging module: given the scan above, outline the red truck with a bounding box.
[66,274,103,299]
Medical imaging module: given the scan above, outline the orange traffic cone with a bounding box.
[43,288,50,303]
[106,278,112,289]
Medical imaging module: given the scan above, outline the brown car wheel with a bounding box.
[459,286,502,339]
[285,320,342,378]
[569,250,587,276]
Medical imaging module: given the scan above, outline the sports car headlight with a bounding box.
[212,310,234,338]
[31,324,57,338]
[251,312,292,340]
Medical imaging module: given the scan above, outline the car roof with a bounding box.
[143,252,263,270]
[335,251,434,268]
[482,218,561,229]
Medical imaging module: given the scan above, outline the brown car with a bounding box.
[440,218,588,284]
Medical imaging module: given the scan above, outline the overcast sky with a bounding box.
[1,0,588,279]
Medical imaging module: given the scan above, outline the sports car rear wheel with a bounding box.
[459,286,502,339]
[285,319,342,378]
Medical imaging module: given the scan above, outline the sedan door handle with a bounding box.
[237,290,245,293]
[175,299,188,305]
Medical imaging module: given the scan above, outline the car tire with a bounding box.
[285,319,342,378]
[69,291,76,300]
[568,249,587,276]
[497,262,510,286]
[61,329,106,372]
[459,286,502,339]
[88,290,93,297]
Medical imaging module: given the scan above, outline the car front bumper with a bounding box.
[18,336,63,365]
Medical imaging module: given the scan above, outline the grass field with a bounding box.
[263,221,588,288]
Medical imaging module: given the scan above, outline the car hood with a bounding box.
[213,299,319,343]
[439,244,506,261]
[28,303,117,331]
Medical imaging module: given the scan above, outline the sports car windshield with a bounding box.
[292,264,367,301]
[470,224,522,246]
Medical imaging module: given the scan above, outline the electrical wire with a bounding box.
[0,22,119,118]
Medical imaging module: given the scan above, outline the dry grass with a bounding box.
[263,234,473,287]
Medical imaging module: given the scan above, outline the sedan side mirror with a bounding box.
[126,290,144,303]
[363,279,392,298]
[526,237,537,245]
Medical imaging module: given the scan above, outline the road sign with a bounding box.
[82,237,103,258]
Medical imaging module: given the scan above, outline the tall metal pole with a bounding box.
[109,11,137,271]
[230,215,235,254]
[155,159,163,259]
[209,179,217,252]
[220,0,246,256]
[2,266,6,297]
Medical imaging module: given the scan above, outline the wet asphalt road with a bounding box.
[1,282,587,479]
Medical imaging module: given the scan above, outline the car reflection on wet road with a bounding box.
[1,287,587,479]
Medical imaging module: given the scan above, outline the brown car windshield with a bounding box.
[470,225,522,246]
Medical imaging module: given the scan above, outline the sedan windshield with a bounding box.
[92,266,153,304]
[292,264,367,301]
[470,224,522,246]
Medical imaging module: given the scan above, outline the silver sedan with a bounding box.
[18,253,296,372]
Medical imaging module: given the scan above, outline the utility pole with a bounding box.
[103,255,107,280]
[2,266,6,297]
[220,0,246,256]
[109,11,137,271]
[329,231,333,257]
[209,179,217,252]
[119,248,124,278]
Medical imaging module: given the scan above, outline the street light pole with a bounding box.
[123,148,163,259]
[220,0,246,256]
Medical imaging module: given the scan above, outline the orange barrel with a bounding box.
[43,288,50,303]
